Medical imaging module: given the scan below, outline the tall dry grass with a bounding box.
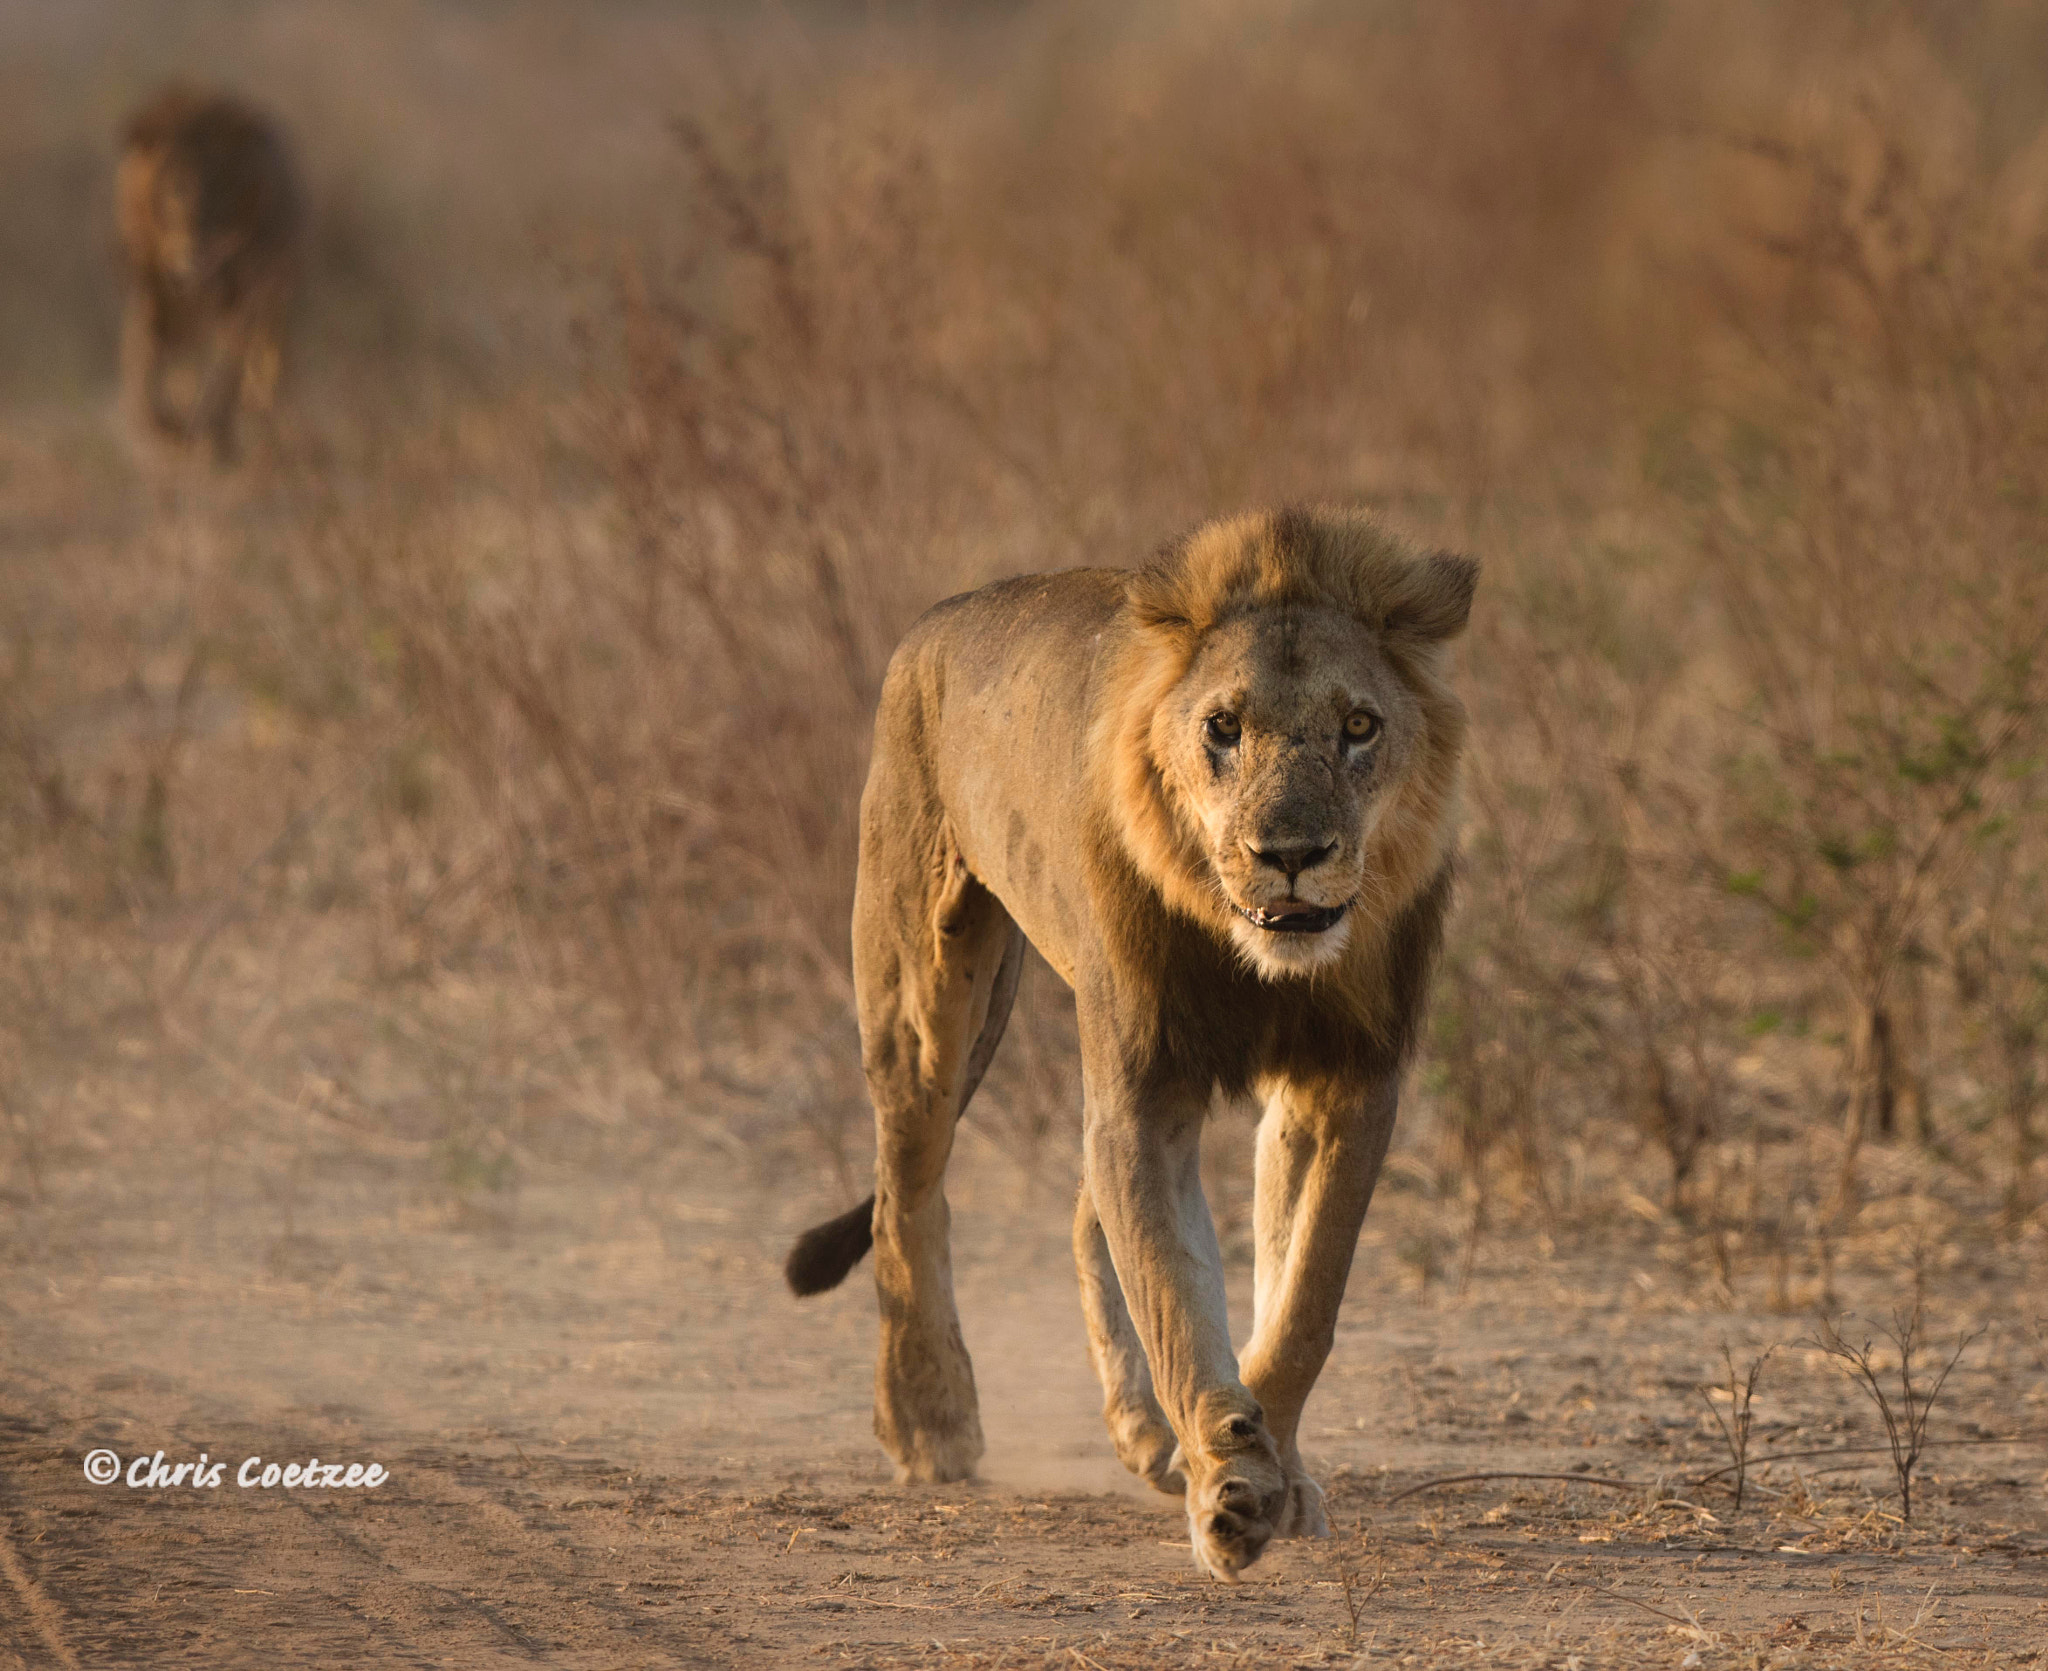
[3,0,2047,1281]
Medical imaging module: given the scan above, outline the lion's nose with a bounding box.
[1245,840,1336,880]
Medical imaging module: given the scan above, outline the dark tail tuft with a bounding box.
[785,1194,876,1296]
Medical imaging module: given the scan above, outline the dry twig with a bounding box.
[1699,1342,1776,1510]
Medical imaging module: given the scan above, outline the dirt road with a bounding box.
[5,1122,2048,1669]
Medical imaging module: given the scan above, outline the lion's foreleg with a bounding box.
[1081,1081,1287,1581]
[194,315,249,465]
[1237,1073,1400,1537]
[235,266,296,428]
[239,286,288,415]
[1072,1180,1180,1492]
[121,289,176,441]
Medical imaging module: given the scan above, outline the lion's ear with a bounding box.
[1384,551,1477,641]
[1126,539,1198,632]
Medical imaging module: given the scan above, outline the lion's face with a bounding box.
[1150,606,1429,979]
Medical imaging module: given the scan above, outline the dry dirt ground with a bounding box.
[5,1100,2048,1671]
[0,423,2046,1668]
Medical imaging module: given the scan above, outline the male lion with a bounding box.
[115,88,302,464]
[786,508,1474,1580]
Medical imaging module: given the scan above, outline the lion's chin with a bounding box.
[1226,908,1354,981]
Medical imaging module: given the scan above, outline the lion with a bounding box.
[115,88,303,464]
[785,507,1475,1580]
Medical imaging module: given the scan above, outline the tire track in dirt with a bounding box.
[0,1497,84,1671]
[322,1443,739,1661]
[0,1355,729,1666]
[0,1361,463,1666]
[278,1488,555,1664]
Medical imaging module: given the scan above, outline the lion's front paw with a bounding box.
[1177,1393,1290,1579]
[1276,1470,1328,1538]
[1186,1461,1288,1581]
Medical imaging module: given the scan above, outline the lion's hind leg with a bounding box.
[858,826,1018,1485]
[784,926,1021,1301]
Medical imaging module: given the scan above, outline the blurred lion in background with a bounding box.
[116,88,303,464]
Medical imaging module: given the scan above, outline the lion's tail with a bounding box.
[784,1195,876,1296]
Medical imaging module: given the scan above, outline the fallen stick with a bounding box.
[1385,1472,1647,1505]
[1689,1432,2047,1489]
[1386,1433,2047,1509]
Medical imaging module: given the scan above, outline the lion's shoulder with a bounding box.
[881,567,1130,705]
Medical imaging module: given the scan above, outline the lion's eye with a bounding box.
[1343,711,1382,744]
[1204,712,1242,747]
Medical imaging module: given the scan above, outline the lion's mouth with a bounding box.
[1232,900,1351,935]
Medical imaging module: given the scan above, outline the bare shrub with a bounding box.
[1676,103,2048,1205]
[1413,34,2048,1232]
[1810,1305,1980,1522]
[7,2,2048,1235]
[1456,526,1748,1217]
[1698,1343,1776,1511]
[1945,794,2048,1222]
[547,5,2048,1216]
[247,6,1681,1179]
[1326,1531,1387,1653]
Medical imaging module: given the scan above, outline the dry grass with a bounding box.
[4,0,2048,1292]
